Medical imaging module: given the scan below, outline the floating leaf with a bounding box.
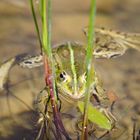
[78,101,111,130]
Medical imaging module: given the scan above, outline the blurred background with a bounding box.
[0,0,140,139]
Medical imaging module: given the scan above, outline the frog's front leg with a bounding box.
[91,97,116,125]
[92,76,117,125]
[34,87,50,115]
[34,87,62,121]
[92,74,110,106]
[34,87,57,135]
[35,87,58,140]
[98,106,117,123]
[92,94,117,125]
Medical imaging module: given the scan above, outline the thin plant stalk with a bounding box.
[29,0,42,53]
[41,0,70,139]
[81,0,96,139]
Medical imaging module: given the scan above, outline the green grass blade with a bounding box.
[82,0,96,139]
[29,0,42,53]
[42,0,47,53]
[68,42,78,95]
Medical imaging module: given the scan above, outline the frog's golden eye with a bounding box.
[59,71,67,81]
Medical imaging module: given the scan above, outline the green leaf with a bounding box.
[78,101,112,130]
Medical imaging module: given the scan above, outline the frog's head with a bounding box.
[53,42,95,99]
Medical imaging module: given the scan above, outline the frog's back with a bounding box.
[53,42,87,76]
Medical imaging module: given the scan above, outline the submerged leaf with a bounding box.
[78,101,111,130]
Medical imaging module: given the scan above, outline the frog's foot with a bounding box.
[37,112,50,124]
[36,112,53,140]
[98,106,117,125]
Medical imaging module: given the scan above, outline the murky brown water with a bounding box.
[0,0,140,139]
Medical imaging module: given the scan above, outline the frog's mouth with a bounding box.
[57,82,94,101]
[57,83,85,100]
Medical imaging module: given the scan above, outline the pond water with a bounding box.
[0,0,140,139]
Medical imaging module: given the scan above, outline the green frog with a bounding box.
[30,42,114,139]
[18,41,115,122]
[16,27,140,114]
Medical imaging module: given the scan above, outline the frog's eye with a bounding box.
[59,71,67,81]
